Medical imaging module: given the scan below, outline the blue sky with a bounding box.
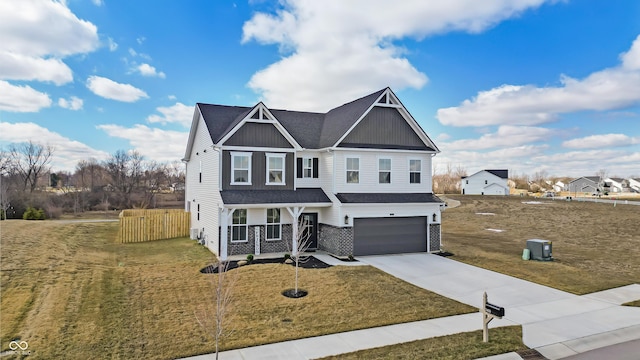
[1,0,639,178]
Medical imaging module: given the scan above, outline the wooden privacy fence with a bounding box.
[118,209,190,243]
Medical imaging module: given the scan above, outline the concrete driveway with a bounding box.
[359,253,640,353]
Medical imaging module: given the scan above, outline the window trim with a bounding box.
[266,153,286,185]
[231,209,248,243]
[409,159,422,184]
[266,208,281,241]
[303,157,313,178]
[378,157,391,184]
[231,152,252,185]
[346,156,360,184]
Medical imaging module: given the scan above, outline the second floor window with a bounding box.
[231,152,251,185]
[296,157,319,178]
[379,158,391,184]
[409,159,421,184]
[231,209,247,242]
[303,158,313,178]
[346,157,359,183]
[266,153,286,185]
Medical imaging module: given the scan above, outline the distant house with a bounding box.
[460,170,509,195]
[603,178,624,193]
[553,181,566,193]
[567,176,600,194]
[629,178,640,192]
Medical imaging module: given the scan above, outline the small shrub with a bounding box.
[246,254,254,262]
[23,207,46,220]
[284,253,291,260]
[348,254,355,261]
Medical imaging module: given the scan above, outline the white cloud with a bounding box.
[58,96,83,110]
[137,37,146,45]
[0,52,73,85]
[0,80,51,112]
[437,34,640,127]
[86,75,148,102]
[136,63,166,78]
[92,0,103,6]
[0,0,98,88]
[242,0,553,111]
[128,48,137,57]
[97,124,188,163]
[107,37,118,51]
[442,125,554,151]
[0,122,109,171]
[562,134,640,149]
[147,103,193,126]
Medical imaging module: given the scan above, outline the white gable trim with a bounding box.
[183,105,205,162]
[218,102,302,149]
[331,88,440,152]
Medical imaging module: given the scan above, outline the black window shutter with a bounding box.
[312,158,319,178]
[296,158,303,178]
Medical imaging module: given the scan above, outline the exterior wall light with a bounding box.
[344,215,349,224]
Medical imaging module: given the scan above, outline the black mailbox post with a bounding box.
[481,292,505,342]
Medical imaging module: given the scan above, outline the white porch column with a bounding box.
[220,208,236,261]
[286,206,305,256]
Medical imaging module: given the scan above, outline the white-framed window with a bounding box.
[409,159,421,184]
[266,208,281,240]
[346,157,359,183]
[303,158,313,178]
[231,152,251,185]
[231,209,247,242]
[266,153,286,185]
[378,158,391,184]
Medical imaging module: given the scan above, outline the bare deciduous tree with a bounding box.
[196,258,237,359]
[9,141,54,192]
[286,215,314,296]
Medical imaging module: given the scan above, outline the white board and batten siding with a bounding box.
[186,113,222,255]
[333,150,433,194]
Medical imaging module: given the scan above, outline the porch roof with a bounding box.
[336,193,444,204]
[221,188,332,206]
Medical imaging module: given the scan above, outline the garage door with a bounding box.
[353,217,427,256]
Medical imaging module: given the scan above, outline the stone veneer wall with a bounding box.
[429,224,441,252]
[318,223,353,256]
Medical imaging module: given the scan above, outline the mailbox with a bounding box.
[485,302,505,318]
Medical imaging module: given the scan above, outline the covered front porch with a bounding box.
[218,189,332,260]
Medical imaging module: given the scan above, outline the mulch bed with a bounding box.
[435,251,455,257]
[200,255,332,274]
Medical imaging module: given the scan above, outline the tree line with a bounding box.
[1,141,185,220]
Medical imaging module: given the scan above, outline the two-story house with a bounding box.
[183,88,443,260]
[460,170,509,195]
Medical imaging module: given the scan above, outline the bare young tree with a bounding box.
[285,215,314,296]
[195,258,237,359]
[9,141,54,192]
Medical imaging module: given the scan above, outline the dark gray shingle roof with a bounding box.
[486,170,508,179]
[221,188,331,205]
[335,193,443,204]
[197,88,402,149]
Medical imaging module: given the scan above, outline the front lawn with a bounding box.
[0,220,474,359]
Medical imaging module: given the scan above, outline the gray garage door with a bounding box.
[353,217,427,256]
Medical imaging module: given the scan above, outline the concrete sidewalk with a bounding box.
[180,254,640,360]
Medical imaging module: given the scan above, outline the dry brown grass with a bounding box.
[441,195,640,294]
[0,220,474,359]
[320,326,526,360]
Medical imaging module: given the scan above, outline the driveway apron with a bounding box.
[359,253,640,349]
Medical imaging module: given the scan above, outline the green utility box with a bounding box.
[526,239,553,261]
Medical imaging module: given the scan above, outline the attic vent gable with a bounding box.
[248,106,270,121]
[376,91,399,107]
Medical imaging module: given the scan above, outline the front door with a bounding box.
[300,213,318,250]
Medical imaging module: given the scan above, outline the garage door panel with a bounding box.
[354,217,427,256]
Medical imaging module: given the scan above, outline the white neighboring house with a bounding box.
[604,178,624,193]
[629,178,640,192]
[460,170,509,195]
[183,88,445,260]
[553,181,566,193]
